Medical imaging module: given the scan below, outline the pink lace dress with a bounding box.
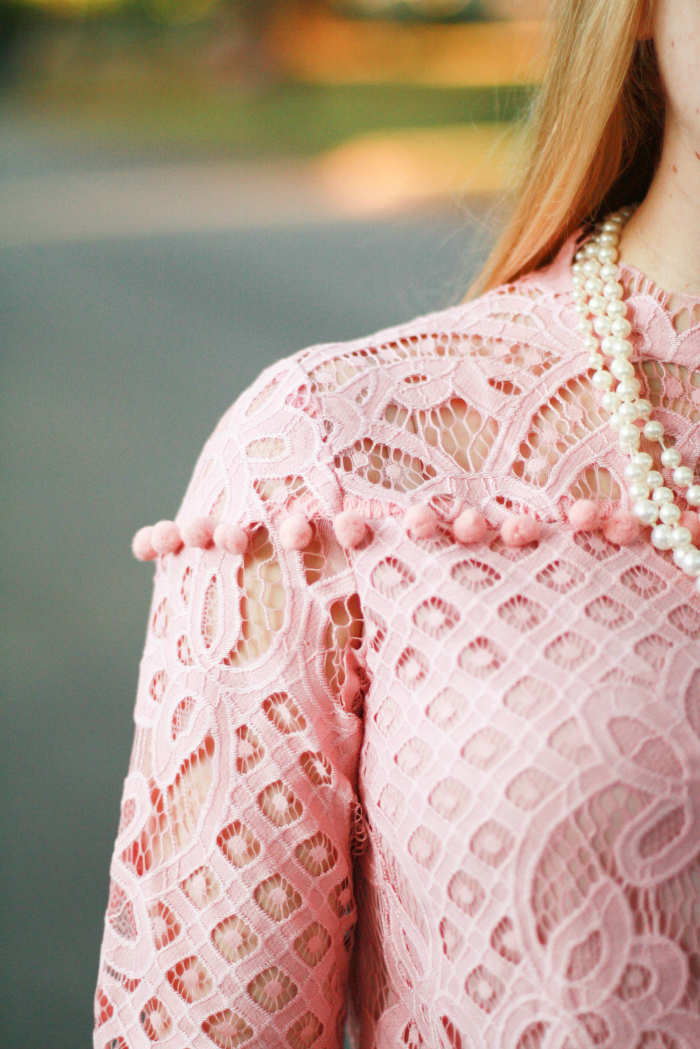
[95,234,700,1049]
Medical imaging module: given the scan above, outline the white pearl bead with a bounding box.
[575,302,589,316]
[599,232,619,245]
[672,525,692,548]
[644,420,665,441]
[634,499,659,525]
[687,485,700,506]
[634,452,654,471]
[629,481,650,501]
[681,546,700,576]
[651,523,674,549]
[592,369,613,390]
[660,502,682,524]
[589,353,605,369]
[625,461,647,482]
[620,430,641,451]
[597,245,618,263]
[593,316,613,336]
[601,391,620,413]
[673,466,694,488]
[584,335,599,352]
[635,399,652,418]
[603,281,624,299]
[602,222,619,234]
[610,358,635,381]
[607,299,626,319]
[600,262,619,281]
[675,546,690,568]
[618,401,639,421]
[611,317,632,338]
[611,338,633,357]
[583,257,600,274]
[647,471,664,489]
[619,422,641,444]
[600,335,616,355]
[585,277,604,295]
[579,319,594,334]
[590,295,607,316]
[661,447,682,468]
[652,486,674,505]
[608,412,621,430]
[617,379,641,400]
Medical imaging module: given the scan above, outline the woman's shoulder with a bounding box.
[173,247,586,529]
[133,241,616,564]
[293,238,579,400]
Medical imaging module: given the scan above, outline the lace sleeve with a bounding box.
[94,360,366,1049]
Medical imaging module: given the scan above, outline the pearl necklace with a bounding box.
[572,209,700,586]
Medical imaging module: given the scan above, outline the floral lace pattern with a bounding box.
[96,234,700,1049]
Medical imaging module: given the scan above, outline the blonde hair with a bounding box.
[471,0,664,296]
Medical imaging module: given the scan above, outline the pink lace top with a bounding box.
[95,234,700,1049]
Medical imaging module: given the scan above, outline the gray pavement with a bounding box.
[0,114,490,1047]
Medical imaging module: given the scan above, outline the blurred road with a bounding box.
[0,108,491,1048]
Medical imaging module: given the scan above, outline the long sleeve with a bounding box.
[94,359,367,1049]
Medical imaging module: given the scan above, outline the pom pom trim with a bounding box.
[333,510,367,549]
[602,510,640,546]
[132,525,157,561]
[132,501,655,562]
[279,513,314,551]
[453,507,488,545]
[213,523,249,556]
[500,514,541,548]
[568,499,602,532]
[180,516,215,549]
[404,503,439,539]
[151,520,182,556]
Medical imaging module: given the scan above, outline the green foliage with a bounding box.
[18,82,533,156]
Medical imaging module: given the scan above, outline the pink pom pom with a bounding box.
[132,525,157,561]
[404,503,439,539]
[279,513,313,551]
[213,522,248,555]
[680,510,700,545]
[333,510,367,549]
[602,509,640,546]
[453,507,488,544]
[151,519,182,555]
[568,499,602,532]
[500,514,541,547]
[180,516,215,549]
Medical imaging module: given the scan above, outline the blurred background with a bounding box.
[0,1,546,1045]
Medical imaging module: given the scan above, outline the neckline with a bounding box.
[556,231,700,336]
[616,261,700,337]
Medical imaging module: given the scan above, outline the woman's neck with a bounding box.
[619,121,700,297]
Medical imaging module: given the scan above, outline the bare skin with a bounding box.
[618,0,700,296]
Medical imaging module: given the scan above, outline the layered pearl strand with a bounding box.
[572,208,700,586]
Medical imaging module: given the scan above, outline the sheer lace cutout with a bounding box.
[334,438,438,493]
[223,526,284,667]
[512,376,607,487]
[384,397,499,474]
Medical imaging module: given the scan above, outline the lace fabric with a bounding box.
[95,233,700,1049]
